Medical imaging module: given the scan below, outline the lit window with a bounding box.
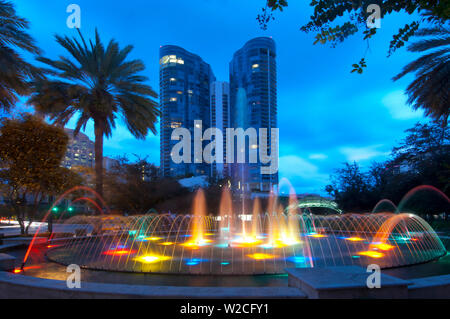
[170,97,177,102]
[252,64,259,69]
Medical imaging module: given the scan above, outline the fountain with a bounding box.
[19,184,446,276]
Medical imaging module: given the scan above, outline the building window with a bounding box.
[160,55,185,65]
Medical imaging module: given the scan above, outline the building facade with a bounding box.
[63,129,95,169]
[229,37,278,192]
[159,45,216,178]
[210,81,231,179]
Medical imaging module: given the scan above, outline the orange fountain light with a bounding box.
[102,249,137,256]
[345,237,364,242]
[144,237,163,241]
[181,238,212,249]
[134,255,170,264]
[247,253,277,260]
[159,242,175,246]
[232,236,261,247]
[358,251,384,258]
[371,242,395,251]
[308,233,326,238]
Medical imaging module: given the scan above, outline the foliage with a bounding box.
[326,122,450,213]
[0,0,42,112]
[0,114,83,233]
[104,157,187,214]
[28,29,159,198]
[258,0,449,71]
[393,26,449,126]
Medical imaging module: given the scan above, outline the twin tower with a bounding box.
[159,37,278,193]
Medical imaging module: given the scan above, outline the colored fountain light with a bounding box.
[134,255,170,264]
[37,185,448,276]
[308,233,326,238]
[143,237,163,241]
[159,242,174,246]
[232,235,261,247]
[181,238,212,249]
[371,242,395,251]
[102,249,137,256]
[358,251,384,258]
[277,235,301,246]
[247,253,277,260]
[345,237,364,242]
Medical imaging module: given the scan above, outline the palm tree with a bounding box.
[28,29,159,199]
[0,0,41,112]
[393,26,449,127]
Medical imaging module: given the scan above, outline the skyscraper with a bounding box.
[210,81,231,179]
[229,37,278,192]
[159,45,216,177]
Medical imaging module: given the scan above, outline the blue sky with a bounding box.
[14,0,428,194]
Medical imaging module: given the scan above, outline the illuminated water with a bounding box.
[25,185,446,275]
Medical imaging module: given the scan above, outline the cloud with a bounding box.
[339,144,390,162]
[309,153,327,160]
[382,90,424,120]
[279,155,330,194]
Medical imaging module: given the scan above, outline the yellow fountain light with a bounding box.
[345,237,364,242]
[144,237,163,241]
[247,253,277,260]
[233,236,261,247]
[134,255,170,264]
[278,237,301,246]
[371,243,395,251]
[159,242,174,246]
[358,251,384,258]
[308,233,326,238]
[180,238,212,249]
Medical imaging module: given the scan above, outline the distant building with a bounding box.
[210,81,231,179]
[63,129,94,169]
[103,156,119,171]
[63,129,118,172]
[229,37,278,193]
[159,45,216,178]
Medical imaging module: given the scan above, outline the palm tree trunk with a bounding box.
[94,119,104,202]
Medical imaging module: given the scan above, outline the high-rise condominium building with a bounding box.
[210,81,231,179]
[63,128,95,169]
[229,37,278,192]
[159,45,216,177]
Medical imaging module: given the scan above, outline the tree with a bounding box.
[325,162,373,211]
[104,157,187,214]
[0,0,41,112]
[393,27,449,126]
[28,29,159,200]
[0,114,83,234]
[257,1,448,72]
[326,122,449,213]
